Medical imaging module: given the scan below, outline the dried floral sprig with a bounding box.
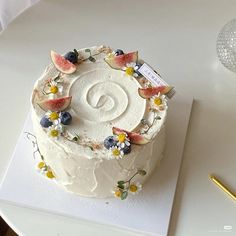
[84,48,96,62]
[79,48,106,63]
[140,112,161,135]
[26,132,55,178]
[114,169,146,200]
[25,132,44,160]
[62,131,80,143]
[62,132,102,151]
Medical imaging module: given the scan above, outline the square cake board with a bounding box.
[0,93,193,236]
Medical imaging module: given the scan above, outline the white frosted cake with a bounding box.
[31,46,172,199]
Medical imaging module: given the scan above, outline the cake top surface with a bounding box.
[31,46,172,160]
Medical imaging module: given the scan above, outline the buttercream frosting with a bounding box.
[31,46,168,198]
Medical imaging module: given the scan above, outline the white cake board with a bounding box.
[0,93,193,236]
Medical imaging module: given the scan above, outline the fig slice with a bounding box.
[138,86,173,99]
[112,127,150,145]
[105,51,138,69]
[51,50,76,74]
[38,96,72,111]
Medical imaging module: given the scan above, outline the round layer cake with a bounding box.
[31,46,169,199]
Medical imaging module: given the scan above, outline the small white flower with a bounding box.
[110,146,124,159]
[126,62,137,68]
[43,77,63,97]
[49,80,63,94]
[48,124,64,139]
[122,62,139,77]
[45,111,61,124]
[112,188,123,198]
[150,93,167,111]
[115,132,130,148]
[129,182,142,195]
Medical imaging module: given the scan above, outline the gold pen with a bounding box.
[209,174,236,201]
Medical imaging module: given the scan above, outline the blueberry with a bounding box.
[121,145,131,155]
[115,49,124,56]
[64,51,78,64]
[60,112,72,125]
[104,136,118,149]
[134,63,143,76]
[40,116,53,128]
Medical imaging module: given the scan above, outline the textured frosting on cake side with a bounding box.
[31,46,168,198]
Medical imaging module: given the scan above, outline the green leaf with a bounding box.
[85,48,91,53]
[121,191,128,200]
[118,183,125,190]
[72,133,80,142]
[141,118,148,125]
[72,137,78,142]
[54,75,60,82]
[138,170,147,176]
[88,56,96,62]
[117,181,125,189]
[73,49,79,56]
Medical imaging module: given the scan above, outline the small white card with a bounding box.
[138,63,175,98]
[138,63,167,86]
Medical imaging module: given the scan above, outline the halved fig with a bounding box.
[105,51,138,69]
[51,50,76,74]
[38,96,72,111]
[138,86,173,99]
[112,127,150,145]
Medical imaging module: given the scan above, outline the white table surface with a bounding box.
[0,0,236,235]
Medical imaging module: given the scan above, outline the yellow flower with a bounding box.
[110,146,124,159]
[48,80,63,95]
[117,133,126,143]
[122,62,139,77]
[48,125,63,139]
[153,97,162,106]
[37,161,45,169]
[45,111,63,127]
[50,129,59,137]
[150,93,167,111]
[125,67,134,76]
[50,85,58,94]
[129,182,142,195]
[115,132,130,148]
[49,112,59,121]
[129,184,138,192]
[112,148,121,156]
[46,170,55,179]
[114,189,122,198]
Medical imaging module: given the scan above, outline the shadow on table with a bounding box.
[167,99,197,236]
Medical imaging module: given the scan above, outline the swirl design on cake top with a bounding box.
[70,71,129,122]
[69,68,146,138]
